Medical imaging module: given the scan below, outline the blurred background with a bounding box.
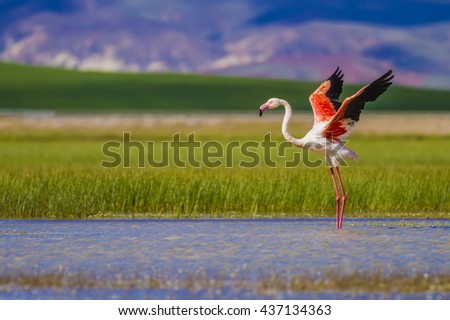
[1,0,449,88]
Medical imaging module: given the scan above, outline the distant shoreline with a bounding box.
[1,112,449,136]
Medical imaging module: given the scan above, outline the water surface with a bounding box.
[0,218,448,299]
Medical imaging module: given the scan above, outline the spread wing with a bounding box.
[324,70,394,142]
[309,67,344,123]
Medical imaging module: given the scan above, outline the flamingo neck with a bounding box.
[280,100,304,147]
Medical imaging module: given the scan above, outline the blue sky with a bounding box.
[2,0,450,27]
[251,0,450,26]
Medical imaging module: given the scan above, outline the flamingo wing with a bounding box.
[309,67,344,123]
[324,70,394,142]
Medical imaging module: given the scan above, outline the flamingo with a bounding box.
[259,67,394,229]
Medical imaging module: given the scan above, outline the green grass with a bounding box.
[0,130,448,219]
[0,62,448,218]
[1,62,450,112]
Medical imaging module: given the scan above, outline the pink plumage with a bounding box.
[259,67,394,229]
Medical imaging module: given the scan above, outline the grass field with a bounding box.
[0,114,448,219]
[1,62,450,112]
[0,62,448,219]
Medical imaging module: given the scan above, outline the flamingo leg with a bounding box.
[335,167,346,229]
[329,167,341,229]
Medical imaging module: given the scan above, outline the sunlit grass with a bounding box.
[0,122,448,218]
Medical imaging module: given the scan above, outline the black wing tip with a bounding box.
[326,66,344,108]
[372,69,395,88]
[329,66,344,81]
[344,69,394,121]
[381,69,394,81]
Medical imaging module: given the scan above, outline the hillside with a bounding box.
[1,63,449,113]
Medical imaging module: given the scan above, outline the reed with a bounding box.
[0,129,448,218]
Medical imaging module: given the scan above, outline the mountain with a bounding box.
[1,0,449,89]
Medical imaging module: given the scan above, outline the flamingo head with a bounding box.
[259,98,281,117]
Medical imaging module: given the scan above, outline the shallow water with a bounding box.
[0,218,449,299]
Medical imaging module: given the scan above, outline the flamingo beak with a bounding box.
[259,103,270,117]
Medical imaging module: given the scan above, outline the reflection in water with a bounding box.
[0,218,448,299]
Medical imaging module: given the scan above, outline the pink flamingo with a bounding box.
[259,68,394,229]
